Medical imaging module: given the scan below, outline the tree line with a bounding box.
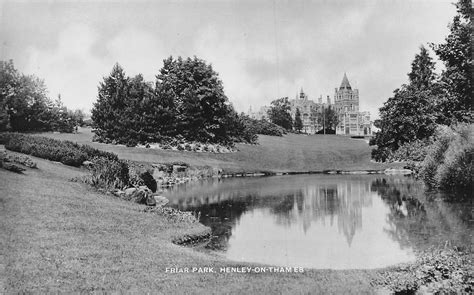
[0,60,85,133]
[370,0,472,193]
[92,57,260,146]
[370,0,472,160]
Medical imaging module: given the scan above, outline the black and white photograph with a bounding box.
[0,0,472,293]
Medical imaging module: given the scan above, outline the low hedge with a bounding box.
[1,133,118,167]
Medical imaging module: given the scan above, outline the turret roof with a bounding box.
[339,73,352,90]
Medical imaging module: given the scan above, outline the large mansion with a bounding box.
[249,74,373,136]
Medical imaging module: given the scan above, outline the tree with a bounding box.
[294,108,303,133]
[370,47,440,161]
[408,46,436,90]
[155,56,235,144]
[317,105,339,134]
[431,0,472,124]
[267,97,293,131]
[92,63,130,143]
[0,60,19,131]
[1,63,51,132]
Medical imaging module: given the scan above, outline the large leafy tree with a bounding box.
[431,0,472,124]
[155,56,234,143]
[0,60,53,132]
[371,47,440,161]
[267,97,293,131]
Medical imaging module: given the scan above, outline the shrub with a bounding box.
[2,133,118,167]
[389,139,430,162]
[242,117,285,137]
[420,124,473,192]
[376,247,472,294]
[371,146,392,162]
[0,150,37,168]
[0,162,25,173]
[83,157,129,190]
[184,143,192,151]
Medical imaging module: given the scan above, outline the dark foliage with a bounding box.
[2,133,118,167]
[83,156,129,191]
[370,47,441,161]
[0,161,25,173]
[430,0,472,124]
[0,60,84,133]
[317,105,339,133]
[241,115,286,137]
[267,97,293,131]
[92,58,256,146]
[140,171,157,192]
[294,108,303,133]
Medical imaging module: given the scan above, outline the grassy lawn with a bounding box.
[37,128,396,173]
[0,151,378,293]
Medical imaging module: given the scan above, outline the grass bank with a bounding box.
[38,128,397,174]
[0,150,377,293]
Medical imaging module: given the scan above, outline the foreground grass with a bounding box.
[38,128,396,173]
[0,152,377,293]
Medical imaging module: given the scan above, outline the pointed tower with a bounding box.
[339,73,352,90]
[334,73,361,135]
[334,73,359,111]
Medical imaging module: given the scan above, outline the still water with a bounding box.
[163,174,472,269]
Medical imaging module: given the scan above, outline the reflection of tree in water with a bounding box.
[174,194,255,251]
[371,178,472,252]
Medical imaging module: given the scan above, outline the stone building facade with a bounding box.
[289,88,322,134]
[249,73,373,136]
[334,73,372,136]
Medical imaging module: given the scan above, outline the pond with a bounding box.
[162,174,472,269]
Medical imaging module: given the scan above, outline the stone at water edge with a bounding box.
[124,187,138,197]
[154,196,169,207]
[113,189,125,198]
[152,168,166,180]
[146,194,157,206]
[132,190,147,204]
[138,186,152,193]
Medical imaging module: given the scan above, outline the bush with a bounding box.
[83,157,129,190]
[242,117,285,137]
[0,150,37,168]
[371,146,392,162]
[420,124,473,192]
[376,247,472,294]
[388,139,431,162]
[0,162,25,173]
[2,133,118,167]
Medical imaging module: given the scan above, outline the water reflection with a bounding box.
[163,175,471,269]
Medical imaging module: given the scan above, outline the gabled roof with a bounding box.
[339,73,352,90]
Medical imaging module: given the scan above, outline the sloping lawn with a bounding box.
[0,151,377,293]
[37,128,394,173]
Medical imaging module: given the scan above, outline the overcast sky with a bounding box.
[0,0,456,117]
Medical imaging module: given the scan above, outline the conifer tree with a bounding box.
[431,0,472,123]
[155,56,234,144]
[92,63,130,143]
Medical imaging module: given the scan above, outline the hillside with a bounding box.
[38,128,395,173]
[0,151,376,293]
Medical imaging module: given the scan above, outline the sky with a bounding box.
[0,0,457,118]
